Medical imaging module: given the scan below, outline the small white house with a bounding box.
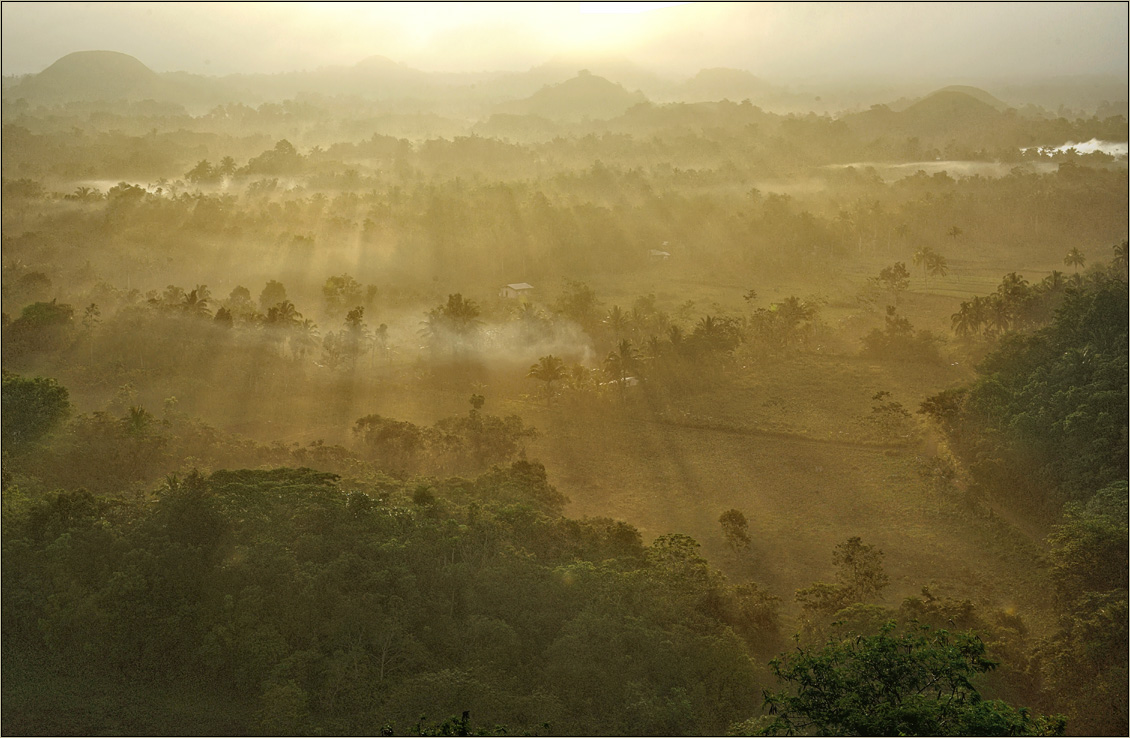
[500,282,534,299]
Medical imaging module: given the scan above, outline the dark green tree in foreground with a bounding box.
[741,623,1065,736]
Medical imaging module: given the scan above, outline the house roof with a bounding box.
[505,283,534,290]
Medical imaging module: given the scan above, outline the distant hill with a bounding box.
[353,55,401,73]
[887,85,1013,113]
[842,87,1015,144]
[494,70,648,122]
[673,67,779,103]
[525,56,667,96]
[9,50,167,102]
[900,89,1006,132]
[931,85,1012,111]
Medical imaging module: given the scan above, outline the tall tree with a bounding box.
[603,340,638,394]
[527,355,566,406]
[1064,247,1086,274]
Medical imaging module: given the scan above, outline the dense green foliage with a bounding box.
[353,397,537,476]
[2,465,780,736]
[924,269,1129,512]
[1040,482,1129,734]
[745,623,1064,736]
[1,372,71,450]
[920,266,1129,735]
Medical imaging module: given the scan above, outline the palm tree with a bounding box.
[82,303,101,330]
[913,246,945,286]
[947,225,963,240]
[217,156,238,178]
[527,354,567,405]
[968,296,988,335]
[183,285,212,318]
[694,314,741,354]
[1112,240,1128,277]
[266,300,302,327]
[1039,271,1066,295]
[290,319,320,361]
[926,252,949,281]
[123,406,154,437]
[1064,247,1086,273]
[603,340,637,396]
[643,335,665,363]
[986,295,1012,336]
[951,301,979,337]
[72,186,101,202]
[912,246,932,284]
[344,306,373,365]
[603,305,629,341]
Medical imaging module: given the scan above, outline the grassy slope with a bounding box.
[516,350,1051,627]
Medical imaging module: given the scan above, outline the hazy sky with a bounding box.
[2,2,1127,81]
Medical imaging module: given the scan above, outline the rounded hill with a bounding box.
[898,89,1007,136]
[678,67,776,103]
[933,85,1012,111]
[12,50,163,102]
[903,89,1004,120]
[495,70,648,122]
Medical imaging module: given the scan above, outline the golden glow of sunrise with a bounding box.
[273,1,710,71]
[1,2,1126,80]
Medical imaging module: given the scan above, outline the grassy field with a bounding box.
[512,350,1051,626]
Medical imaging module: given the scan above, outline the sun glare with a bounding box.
[226,1,712,72]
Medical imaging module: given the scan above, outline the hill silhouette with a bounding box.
[10,50,166,102]
[674,67,779,103]
[521,55,667,96]
[931,85,1012,111]
[899,89,1007,136]
[888,85,1012,113]
[904,88,1007,119]
[495,70,648,122]
[842,87,1016,144]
